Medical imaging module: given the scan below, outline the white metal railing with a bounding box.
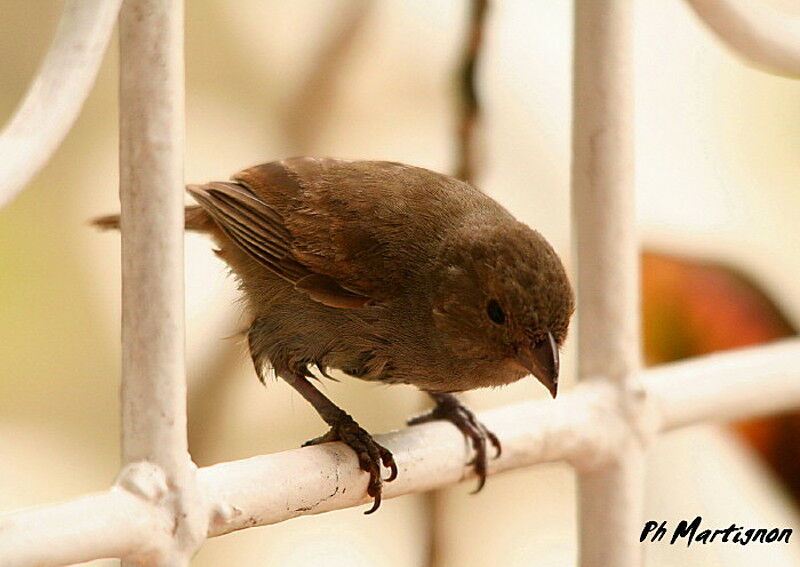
[0,0,121,209]
[118,2,207,565]
[572,3,644,565]
[0,1,799,566]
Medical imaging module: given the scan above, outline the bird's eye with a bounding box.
[486,299,505,325]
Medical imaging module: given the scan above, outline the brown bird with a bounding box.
[95,157,574,513]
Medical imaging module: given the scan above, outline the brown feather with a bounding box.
[91,205,213,232]
[95,157,574,393]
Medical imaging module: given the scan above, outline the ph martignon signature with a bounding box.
[640,516,792,546]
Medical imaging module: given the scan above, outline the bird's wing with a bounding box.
[186,180,373,309]
[192,157,486,306]
[231,157,482,300]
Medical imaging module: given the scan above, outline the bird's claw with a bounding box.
[407,396,501,493]
[303,414,397,514]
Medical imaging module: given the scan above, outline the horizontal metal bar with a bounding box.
[201,385,617,536]
[646,338,800,430]
[2,338,799,564]
[685,0,800,77]
[0,488,172,567]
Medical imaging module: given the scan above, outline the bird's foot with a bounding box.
[303,414,398,514]
[407,394,501,493]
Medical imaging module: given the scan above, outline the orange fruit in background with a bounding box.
[642,251,800,504]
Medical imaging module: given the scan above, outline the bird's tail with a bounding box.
[91,205,214,232]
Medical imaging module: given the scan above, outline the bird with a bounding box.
[94,157,574,513]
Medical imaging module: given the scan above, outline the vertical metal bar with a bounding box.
[571,1,644,566]
[120,0,186,493]
[119,1,201,564]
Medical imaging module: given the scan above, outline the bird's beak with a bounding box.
[516,332,559,398]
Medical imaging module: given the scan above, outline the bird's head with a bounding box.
[432,221,574,397]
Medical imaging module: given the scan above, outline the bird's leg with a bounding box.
[279,372,398,514]
[247,322,396,513]
[283,374,398,512]
[407,392,501,492]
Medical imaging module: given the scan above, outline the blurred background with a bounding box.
[1,1,799,565]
